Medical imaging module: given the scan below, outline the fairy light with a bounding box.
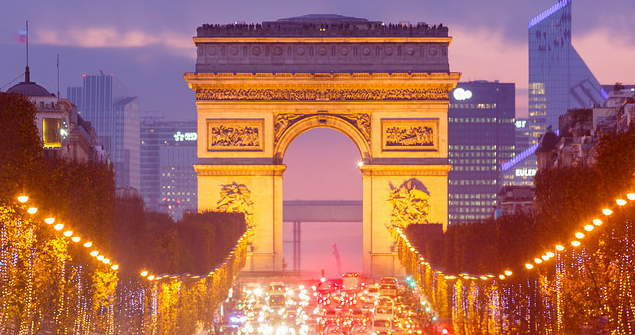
[111,265,118,270]
[555,245,565,251]
[525,263,534,269]
[63,230,73,237]
[617,199,627,206]
[90,251,99,257]
[534,258,543,264]
[575,232,585,239]
[593,219,603,226]
[141,270,148,277]
[603,208,613,215]
[83,241,92,248]
[541,255,549,261]
[147,275,155,281]
[504,270,512,276]
[71,236,80,243]
[97,255,104,261]
[53,223,64,231]
[17,195,28,203]
[584,225,594,232]
[102,258,110,264]
[571,240,581,247]
[627,193,635,200]
[44,218,55,224]
[27,207,37,214]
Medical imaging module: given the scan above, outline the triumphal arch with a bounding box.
[185,14,460,277]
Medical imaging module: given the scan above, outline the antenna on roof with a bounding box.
[57,54,60,98]
[25,21,30,83]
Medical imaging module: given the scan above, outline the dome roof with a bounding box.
[537,128,559,152]
[6,67,52,97]
[7,81,51,97]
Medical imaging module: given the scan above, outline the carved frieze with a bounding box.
[274,112,371,144]
[196,87,448,101]
[382,119,439,151]
[207,119,264,151]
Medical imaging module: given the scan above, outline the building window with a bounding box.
[43,118,62,148]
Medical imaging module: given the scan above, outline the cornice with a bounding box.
[194,164,287,176]
[359,164,451,176]
[193,37,453,44]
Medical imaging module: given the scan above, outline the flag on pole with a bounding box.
[16,28,27,43]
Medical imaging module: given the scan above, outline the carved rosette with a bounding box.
[196,87,448,101]
[274,113,370,144]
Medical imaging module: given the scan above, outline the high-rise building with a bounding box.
[448,81,515,224]
[140,115,197,220]
[67,74,140,190]
[528,0,607,144]
[501,118,536,186]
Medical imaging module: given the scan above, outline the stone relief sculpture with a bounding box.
[207,120,263,150]
[274,113,371,144]
[196,88,448,101]
[216,182,255,229]
[385,125,435,147]
[387,178,431,232]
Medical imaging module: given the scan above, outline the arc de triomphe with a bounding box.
[184,15,459,278]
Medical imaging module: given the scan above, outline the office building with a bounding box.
[448,81,515,223]
[528,0,607,144]
[140,115,197,220]
[67,73,140,190]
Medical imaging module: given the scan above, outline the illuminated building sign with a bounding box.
[173,131,197,142]
[515,120,526,128]
[453,88,472,101]
[515,168,537,177]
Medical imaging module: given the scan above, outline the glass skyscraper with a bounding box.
[67,74,140,190]
[528,0,607,144]
[140,115,197,221]
[448,81,515,224]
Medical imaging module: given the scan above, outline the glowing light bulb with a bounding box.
[575,232,585,239]
[102,258,110,264]
[525,263,534,269]
[571,240,581,247]
[147,275,155,281]
[63,231,73,237]
[97,255,104,261]
[83,242,92,248]
[546,252,555,258]
[53,224,64,231]
[617,199,627,206]
[44,218,55,224]
[584,224,594,232]
[111,265,119,270]
[141,271,148,277]
[602,208,613,215]
[541,255,549,261]
[90,251,99,257]
[27,207,37,214]
[499,275,506,280]
[556,245,565,251]
[479,276,488,280]
[627,193,635,200]
[534,258,543,264]
[17,195,29,203]
[593,219,602,226]
[71,236,80,243]
[357,161,364,167]
[504,270,512,276]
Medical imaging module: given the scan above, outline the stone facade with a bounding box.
[185,15,460,277]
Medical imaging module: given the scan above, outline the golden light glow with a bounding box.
[479,276,488,280]
[504,270,513,276]
[584,224,594,232]
[102,258,110,264]
[617,199,627,206]
[90,251,99,257]
[534,258,543,264]
[83,242,92,248]
[627,193,635,200]
[17,195,29,203]
[27,207,37,214]
[63,230,73,237]
[444,275,456,280]
[571,240,581,247]
[575,232,585,239]
[97,255,104,261]
[555,245,565,251]
[525,263,534,269]
[44,217,55,224]
[546,252,555,258]
[147,275,155,281]
[141,271,148,277]
[357,161,364,167]
[499,275,506,280]
[541,255,549,261]
[111,265,119,270]
[71,236,80,243]
[53,223,64,231]
[602,208,613,215]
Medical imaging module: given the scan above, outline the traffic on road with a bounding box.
[213,273,452,335]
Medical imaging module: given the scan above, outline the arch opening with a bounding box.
[282,128,363,277]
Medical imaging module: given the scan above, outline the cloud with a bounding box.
[33,27,194,58]
[575,29,635,85]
